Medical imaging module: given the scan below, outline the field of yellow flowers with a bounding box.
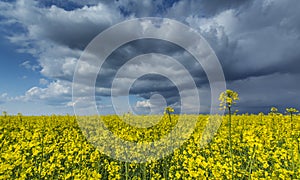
[0,113,299,179]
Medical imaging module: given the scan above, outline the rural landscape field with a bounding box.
[1,103,299,179]
[1,0,300,180]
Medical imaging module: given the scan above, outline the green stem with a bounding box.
[228,107,234,180]
[168,112,172,123]
[163,158,169,180]
[291,143,296,179]
[142,163,147,180]
[297,138,300,173]
[248,145,256,179]
[290,113,293,131]
[39,125,45,179]
[125,162,129,180]
[240,118,244,143]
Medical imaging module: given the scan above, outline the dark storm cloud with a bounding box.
[37,0,86,11]
[42,23,104,50]
[129,74,181,105]
[199,0,251,16]
[228,73,300,114]
[195,0,300,82]
[1,0,300,113]
[0,0,123,49]
[116,0,181,17]
[91,38,211,113]
[95,39,207,89]
[34,5,122,50]
[197,0,300,113]
[166,0,251,20]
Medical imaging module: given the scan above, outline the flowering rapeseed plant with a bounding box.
[219,89,239,110]
[286,108,299,130]
[165,106,174,122]
[0,109,299,179]
[219,89,239,179]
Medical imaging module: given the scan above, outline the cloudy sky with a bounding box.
[0,0,300,115]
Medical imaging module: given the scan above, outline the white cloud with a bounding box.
[39,78,49,85]
[20,60,40,71]
[134,94,168,114]
[0,93,14,105]
[17,80,72,106]
[0,93,8,103]
[136,100,151,108]
[1,0,124,82]
[0,0,124,112]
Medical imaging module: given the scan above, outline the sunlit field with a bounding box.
[1,113,299,179]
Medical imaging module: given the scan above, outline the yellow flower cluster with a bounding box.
[0,113,299,179]
[219,89,239,109]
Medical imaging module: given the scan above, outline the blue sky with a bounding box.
[0,0,300,115]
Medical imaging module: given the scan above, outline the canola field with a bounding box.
[0,113,299,179]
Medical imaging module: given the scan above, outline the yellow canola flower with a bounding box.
[1,114,300,179]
